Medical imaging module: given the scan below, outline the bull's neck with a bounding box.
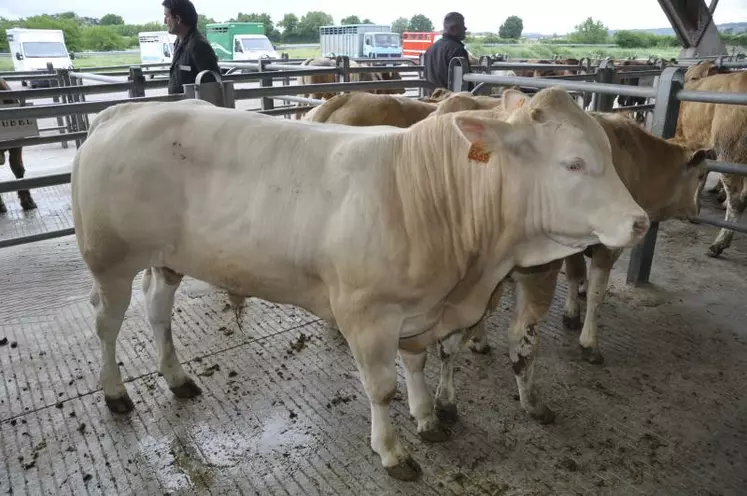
[391,120,517,277]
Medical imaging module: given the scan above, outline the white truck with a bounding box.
[6,28,75,88]
[138,31,177,65]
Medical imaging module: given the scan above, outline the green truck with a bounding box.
[205,22,279,62]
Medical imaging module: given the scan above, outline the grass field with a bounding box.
[0,45,684,73]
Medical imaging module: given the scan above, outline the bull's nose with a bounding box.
[632,215,650,237]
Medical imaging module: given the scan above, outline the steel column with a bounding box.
[626,66,686,286]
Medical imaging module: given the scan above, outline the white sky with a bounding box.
[1,0,747,34]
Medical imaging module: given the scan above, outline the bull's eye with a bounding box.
[564,158,586,172]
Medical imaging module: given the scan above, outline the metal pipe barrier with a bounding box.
[69,72,128,84]
[448,58,747,286]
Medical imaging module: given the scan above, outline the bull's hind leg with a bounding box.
[9,148,36,210]
[562,252,587,330]
[399,349,450,442]
[141,267,201,398]
[341,317,421,481]
[91,272,137,413]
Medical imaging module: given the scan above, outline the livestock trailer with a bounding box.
[319,24,401,59]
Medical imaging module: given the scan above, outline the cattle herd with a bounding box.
[1,55,746,482]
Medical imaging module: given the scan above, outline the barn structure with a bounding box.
[1,1,746,494]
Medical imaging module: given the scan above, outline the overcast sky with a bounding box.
[2,0,747,34]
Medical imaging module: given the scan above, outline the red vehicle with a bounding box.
[402,31,442,59]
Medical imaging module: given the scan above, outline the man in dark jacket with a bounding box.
[423,12,473,96]
[162,0,220,94]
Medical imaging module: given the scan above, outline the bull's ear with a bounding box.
[502,89,530,111]
[688,147,716,168]
[453,115,532,159]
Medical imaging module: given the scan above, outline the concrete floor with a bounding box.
[2,97,747,495]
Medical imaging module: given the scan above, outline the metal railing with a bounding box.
[448,56,747,286]
[0,58,435,249]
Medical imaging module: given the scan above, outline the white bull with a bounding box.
[70,88,649,481]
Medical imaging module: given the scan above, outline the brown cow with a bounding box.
[302,90,504,127]
[302,92,437,127]
[675,61,747,257]
[433,108,713,423]
[294,57,406,118]
[0,77,37,214]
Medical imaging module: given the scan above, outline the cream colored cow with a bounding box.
[71,88,648,481]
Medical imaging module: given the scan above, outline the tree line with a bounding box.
[0,11,440,52]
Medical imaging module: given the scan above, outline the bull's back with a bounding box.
[73,101,400,279]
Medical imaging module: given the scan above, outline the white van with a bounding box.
[138,31,177,65]
[6,28,75,88]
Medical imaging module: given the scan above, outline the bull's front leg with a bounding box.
[8,148,37,211]
[341,314,422,481]
[577,247,622,364]
[508,260,561,424]
[399,349,451,442]
[708,174,747,257]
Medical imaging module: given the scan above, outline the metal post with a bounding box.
[591,58,616,111]
[626,66,686,286]
[448,57,469,93]
[129,67,146,98]
[418,53,425,98]
[192,70,234,108]
[282,53,291,119]
[258,58,274,110]
[336,55,351,83]
[48,62,68,149]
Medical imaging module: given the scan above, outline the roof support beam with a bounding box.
[657,0,727,57]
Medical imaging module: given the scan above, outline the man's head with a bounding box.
[443,12,466,40]
[162,0,198,37]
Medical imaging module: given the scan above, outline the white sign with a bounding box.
[0,103,39,141]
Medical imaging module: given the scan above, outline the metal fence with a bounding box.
[3,54,746,285]
[448,56,747,286]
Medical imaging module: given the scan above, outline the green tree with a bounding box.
[82,26,128,50]
[278,13,300,42]
[498,16,523,40]
[408,14,433,32]
[341,15,361,25]
[362,19,373,24]
[297,11,334,42]
[99,14,124,26]
[391,17,409,34]
[197,14,215,34]
[568,17,609,44]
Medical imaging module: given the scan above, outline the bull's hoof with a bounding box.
[467,340,491,354]
[418,423,451,443]
[435,401,459,426]
[529,405,556,425]
[563,314,582,331]
[580,346,604,365]
[385,456,422,481]
[105,394,135,414]
[706,245,724,258]
[20,197,37,211]
[170,378,203,399]
[0,202,6,215]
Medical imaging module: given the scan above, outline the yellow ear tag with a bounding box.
[468,142,491,163]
